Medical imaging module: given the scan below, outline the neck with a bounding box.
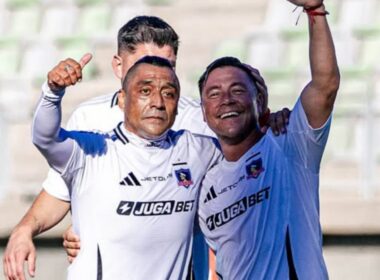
[123,122,168,142]
[219,129,264,162]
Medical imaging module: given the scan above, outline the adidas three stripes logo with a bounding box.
[120,172,141,186]
[204,186,217,203]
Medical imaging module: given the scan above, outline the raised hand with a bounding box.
[47,53,93,92]
[287,0,323,9]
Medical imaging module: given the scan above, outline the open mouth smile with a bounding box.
[219,111,240,119]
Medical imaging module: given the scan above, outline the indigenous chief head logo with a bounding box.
[245,158,264,179]
[175,168,193,188]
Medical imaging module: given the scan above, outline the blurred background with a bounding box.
[0,0,379,279]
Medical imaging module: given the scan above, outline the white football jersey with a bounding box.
[198,99,331,280]
[42,91,122,200]
[43,91,213,201]
[60,123,221,279]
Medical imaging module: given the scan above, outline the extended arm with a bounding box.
[32,83,74,172]
[292,0,340,127]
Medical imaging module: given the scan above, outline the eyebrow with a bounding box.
[165,82,178,90]
[206,81,246,89]
[137,80,153,86]
[230,82,249,88]
[137,79,178,90]
[205,85,221,92]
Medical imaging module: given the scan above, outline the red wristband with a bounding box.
[304,5,329,25]
[293,3,329,25]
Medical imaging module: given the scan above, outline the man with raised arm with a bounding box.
[197,0,339,279]
[3,15,289,280]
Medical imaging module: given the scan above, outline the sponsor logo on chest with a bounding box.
[206,187,270,231]
[116,200,195,216]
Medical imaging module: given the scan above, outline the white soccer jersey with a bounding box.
[198,99,331,280]
[42,91,122,200]
[60,124,221,279]
[43,91,213,201]
[38,88,214,280]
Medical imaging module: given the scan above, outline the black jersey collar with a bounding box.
[110,90,121,108]
[113,122,172,148]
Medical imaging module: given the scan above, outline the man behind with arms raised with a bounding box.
[198,0,339,279]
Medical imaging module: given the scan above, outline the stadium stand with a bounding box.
[0,0,379,278]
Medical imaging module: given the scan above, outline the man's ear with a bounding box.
[256,90,269,127]
[256,90,267,116]
[118,90,126,109]
[112,55,123,79]
[258,108,270,128]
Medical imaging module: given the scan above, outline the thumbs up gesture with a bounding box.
[47,53,93,92]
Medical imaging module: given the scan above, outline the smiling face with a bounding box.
[201,66,262,144]
[119,63,180,139]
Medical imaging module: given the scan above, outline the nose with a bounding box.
[150,92,165,109]
[220,90,235,105]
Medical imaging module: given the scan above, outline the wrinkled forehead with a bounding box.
[124,62,180,90]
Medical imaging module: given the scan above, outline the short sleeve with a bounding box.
[270,98,332,173]
[42,169,70,201]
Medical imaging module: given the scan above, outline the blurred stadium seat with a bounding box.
[55,36,97,79]
[5,0,41,38]
[0,78,34,123]
[212,39,247,61]
[76,2,111,37]
[264,69,298,110]
[20,40,58,83]
[279,27,308,70]
[40,4,78,39]
[337,0,378,31]
[109,2,146,36]
[0,38,21,78]
[262,0,296,31]
[246,32,283,70]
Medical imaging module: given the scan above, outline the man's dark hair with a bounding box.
[122,55,179,91]
[118,16,179,55]
[198,56,257,96]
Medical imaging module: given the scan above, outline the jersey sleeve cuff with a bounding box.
[42,81,65,99]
